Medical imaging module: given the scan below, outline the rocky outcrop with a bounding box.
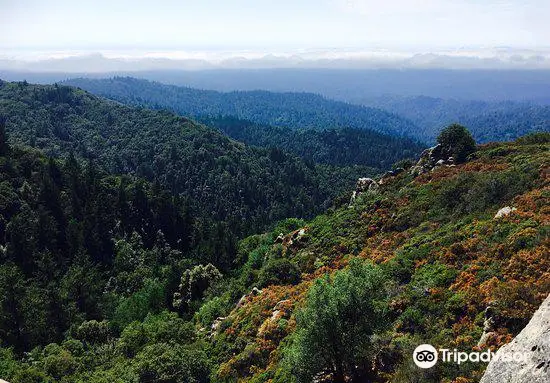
[257,299,293,336]
[495,206,518,219]
[477,305,498,347]
[410,144,455,176]
[275,228,308,247]
[349,177,379,206]
[480,294,550,383]
[210,316,226,336]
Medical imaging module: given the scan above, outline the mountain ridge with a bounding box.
[61,76,423,139]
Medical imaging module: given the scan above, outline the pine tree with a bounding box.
[0,116,9,156]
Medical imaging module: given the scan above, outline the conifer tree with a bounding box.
[0,116,9,156]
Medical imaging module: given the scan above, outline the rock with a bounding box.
[495,206,518,219]
[236,294,248,308]
[211,316,226,332]
[478,305,498,347]
[410,144,455,175]
[480,294,550,383]
[282,228,308,247]
[356,177,377,192]
[274,233,284,243]
[270,309,282,321]
[349,177,379,205]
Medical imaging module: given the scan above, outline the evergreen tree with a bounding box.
[0,116,9,156]
[289,260,389,382]
[437,124,477,163]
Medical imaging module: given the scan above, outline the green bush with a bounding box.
[287,259,389,382]
[258,258,301,287]
[119,311,195,357]
[515,131,550,144]
[173,263,223,315]
[195,296,230,327]
[133,342,210,383]
[113,279,166,330]
[437,124,476,163]
[74,320,111,344]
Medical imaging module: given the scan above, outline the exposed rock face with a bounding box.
[410,144,455,175]
[210,316,226,335]
[480,294,550,383]
[349,177,379,206]
[283,228,307,247]
[275,228,308,247]
[257,299,293,336]
[477,305,498,347]
[495,206,518,219]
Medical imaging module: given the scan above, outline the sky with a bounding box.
[1,0,549,52]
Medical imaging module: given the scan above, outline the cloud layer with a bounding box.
[1,48,550,72]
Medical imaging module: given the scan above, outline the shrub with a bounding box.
[173,264,223,312]
[113,279,166,330]
[195,296,230,327]
[437,124,476,163]
[119,311,195,357]
[287,259,389,382]
[258,258,301,287]
[515,131,550,145]
[74,320,111,344]
[133,342,210,383]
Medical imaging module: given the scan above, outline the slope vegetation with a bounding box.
[363,95,550,144]
[62,77,421,138]
[198,116,423,168]
[204,133,550,382]
[1,133,547,383]
[0,80,376,260]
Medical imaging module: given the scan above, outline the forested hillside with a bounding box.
[63,77,550,145]
[0,80,379,261]
[0,142,195,353]
[198,116,423,168]
[1,128,548,382]
[363,95,550,144]
[62,77,421,138]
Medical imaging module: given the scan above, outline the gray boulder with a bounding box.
[410,144,455,175]
[349,177,379,206]
[480,294,550,383]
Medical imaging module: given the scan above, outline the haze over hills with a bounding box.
[3,48,550,71]
[3,68,550,104]
[63,76,550,143]
[62,76,421,139]
[361,95,550,143]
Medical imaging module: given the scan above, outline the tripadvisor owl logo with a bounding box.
[413,344,438,368]
[412,343,529,368]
